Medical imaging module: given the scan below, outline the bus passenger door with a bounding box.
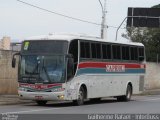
[66,55,74,81]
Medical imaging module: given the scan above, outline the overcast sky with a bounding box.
[0,0,159,42]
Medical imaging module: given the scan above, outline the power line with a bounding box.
[17,0,101,26]
[98,0,104,13]
[16,0,124,30]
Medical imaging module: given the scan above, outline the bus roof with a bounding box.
[25,33,144,47]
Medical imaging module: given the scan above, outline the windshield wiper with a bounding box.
[41,59,52,83]
[27,62,39,83]
[32,63,39,74]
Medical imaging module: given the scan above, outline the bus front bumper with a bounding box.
[18,91,65,101]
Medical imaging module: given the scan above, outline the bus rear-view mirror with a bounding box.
[12,52,20,68]
[12,57,16,68]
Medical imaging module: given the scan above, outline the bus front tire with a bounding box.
[36,100,47,106]
[117,84,132,102]
[73,87,85,106]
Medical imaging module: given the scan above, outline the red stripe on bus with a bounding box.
[78,62,146,69]
[19,83,62,88]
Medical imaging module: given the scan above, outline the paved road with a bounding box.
[0,95,160,120]
[0,95,160,114]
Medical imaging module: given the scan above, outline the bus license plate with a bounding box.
[35,96,44,100]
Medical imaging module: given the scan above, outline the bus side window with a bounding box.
[91,43,97,58]
[96,43,101,59]
[130,47,138,61]
[102,44,111,59]
[122,46,130,60]
[138,47,145,62]
[112,45,121,60]
[91,42,101,59]
[80,42,90,58]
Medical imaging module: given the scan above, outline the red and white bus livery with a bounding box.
[12,33,145,105]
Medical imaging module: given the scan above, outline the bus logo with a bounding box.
[106,65,125,72]
[24,41,30,50]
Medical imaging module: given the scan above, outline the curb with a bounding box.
[141,89,160,95]
[0,95,34,105]
[0,101,34,105]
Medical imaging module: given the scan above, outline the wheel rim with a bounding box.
[78,89,84,104]
[127,86,131,99]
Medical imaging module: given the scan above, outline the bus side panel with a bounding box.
[87,74,112,98]
[69,62,146,100]
[65,73,144,100]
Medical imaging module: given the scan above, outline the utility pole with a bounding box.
[99,0,107,40]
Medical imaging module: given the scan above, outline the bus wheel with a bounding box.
[117,84,132,102]
[36,100,47,106]
[73,87,85,106]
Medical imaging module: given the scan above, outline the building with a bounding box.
[10,42,21,51]
[0,36,11,50]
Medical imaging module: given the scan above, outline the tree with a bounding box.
[122,4,160,62]
[152,4,160,8]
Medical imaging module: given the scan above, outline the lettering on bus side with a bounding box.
[106,65,125,72]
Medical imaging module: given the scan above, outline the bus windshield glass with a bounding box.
[19,55,66,83]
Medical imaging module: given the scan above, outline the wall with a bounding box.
[145,62,160,90]
[0,50,160,94]
[0,50,18,94]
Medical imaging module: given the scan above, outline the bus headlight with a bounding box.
[51,88,65,92]
[19,87,27,92]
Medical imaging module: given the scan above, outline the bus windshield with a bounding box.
[19,55,66,84]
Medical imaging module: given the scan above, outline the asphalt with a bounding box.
[0,89,160,105]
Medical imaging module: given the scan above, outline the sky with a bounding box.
[0,0,160,42]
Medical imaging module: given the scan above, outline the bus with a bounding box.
[12,33,146,105]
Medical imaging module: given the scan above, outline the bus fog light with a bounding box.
[58,95,64,100]
[19,94,23,97]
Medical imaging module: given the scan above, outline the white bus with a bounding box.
[12,33,146,105]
